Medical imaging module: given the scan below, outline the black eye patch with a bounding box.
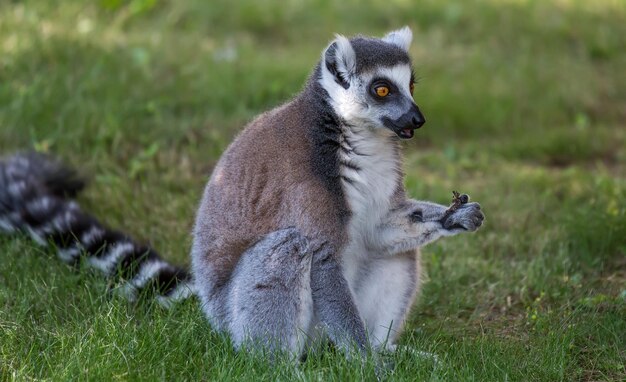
[369,78,399,100]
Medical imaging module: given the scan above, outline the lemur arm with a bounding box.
[309,242,369,354]
[371,198,484,257]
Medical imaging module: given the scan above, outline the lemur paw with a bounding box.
[442,202,484,231]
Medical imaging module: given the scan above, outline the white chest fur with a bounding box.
[339,128,400,273]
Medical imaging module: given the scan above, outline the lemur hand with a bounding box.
[441,200,484,231]
[376,197,484,256]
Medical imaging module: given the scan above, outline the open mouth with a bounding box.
[397,128,414,139]
[382,118,419,140]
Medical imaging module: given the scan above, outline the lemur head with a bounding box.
[319,27,425,139]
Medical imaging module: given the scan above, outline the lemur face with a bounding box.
[320,27,426,139]
[357,64,425,139]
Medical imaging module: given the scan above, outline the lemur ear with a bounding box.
[323,35,356,89]
[382,26,413,52]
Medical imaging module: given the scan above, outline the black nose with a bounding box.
[410,104,426,128]
[397,104,425,129]
[383,103,427,139]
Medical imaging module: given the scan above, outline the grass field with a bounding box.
[1,0,625,380]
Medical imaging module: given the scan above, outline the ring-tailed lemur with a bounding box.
[192,26,484,355]
[1,27,484,358]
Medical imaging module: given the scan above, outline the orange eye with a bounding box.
[409,82,415,95]
[375,86,389,97]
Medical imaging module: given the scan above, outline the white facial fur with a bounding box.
[320,62,414,132]
[382,26,413,52]
[319,29,415,134]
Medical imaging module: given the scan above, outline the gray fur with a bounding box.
[309,241,368,353]
[374,200,484,256]
[227,228,314,354]
[349,37,411,74]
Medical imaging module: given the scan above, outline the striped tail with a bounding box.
[0,152,196,307]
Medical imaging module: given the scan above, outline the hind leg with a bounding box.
[227,228,314,356]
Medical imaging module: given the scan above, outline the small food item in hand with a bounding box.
[442,190,470,221]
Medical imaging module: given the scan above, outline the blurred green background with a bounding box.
[1,0,625,380]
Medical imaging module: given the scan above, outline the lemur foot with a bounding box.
[441,202,484,231]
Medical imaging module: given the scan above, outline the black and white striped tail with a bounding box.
[0,152,196,307]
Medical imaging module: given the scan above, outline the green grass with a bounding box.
[1,0,625,380]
